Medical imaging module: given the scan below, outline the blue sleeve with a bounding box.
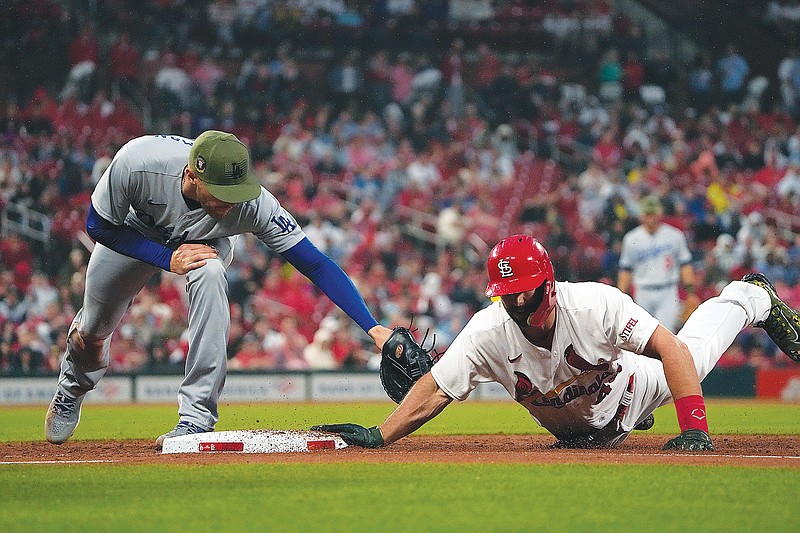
[281,237,379,333]
[86,203,173,271]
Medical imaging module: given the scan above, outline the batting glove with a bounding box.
[662,428,715,451]
[311,423,384,448]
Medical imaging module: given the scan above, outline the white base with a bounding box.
[161,429,348,454]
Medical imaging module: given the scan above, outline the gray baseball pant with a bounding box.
[56,242,232,430]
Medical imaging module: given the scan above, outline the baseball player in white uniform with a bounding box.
[618,195,696,332]
[44,130,392,448]
[315,235,800,451]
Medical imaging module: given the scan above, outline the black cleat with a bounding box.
[742,273,800,362]
[633,413,655,431]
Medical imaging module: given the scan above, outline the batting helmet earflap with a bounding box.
[485,235,557,326]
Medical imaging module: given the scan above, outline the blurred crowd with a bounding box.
[2,0,800,376]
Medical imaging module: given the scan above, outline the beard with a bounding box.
[504,285,545,327]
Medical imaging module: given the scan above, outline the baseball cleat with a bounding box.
[45,390,85,444]
[742,273,800,362]
[633,413,655,431]
[155,421,211,450]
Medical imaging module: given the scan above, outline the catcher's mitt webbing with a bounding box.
[379,326,435,403]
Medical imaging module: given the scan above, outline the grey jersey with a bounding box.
[91,135,305,259]
[618,223,692,287]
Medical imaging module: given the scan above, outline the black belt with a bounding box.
[637,282,677,290]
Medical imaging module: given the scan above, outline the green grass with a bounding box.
[2,399,800,442]
[0,462,797,532]
[2,400,800,532]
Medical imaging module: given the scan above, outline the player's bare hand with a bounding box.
[170,243,219,274]
[367,325,393,350]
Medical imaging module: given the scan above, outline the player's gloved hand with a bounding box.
[311,424,384,448]
[662,429,715,451]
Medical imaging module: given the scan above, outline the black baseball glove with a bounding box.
[380,326,436,403]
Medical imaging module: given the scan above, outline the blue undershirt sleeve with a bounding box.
[281,237,379,334]
[86,203,173,271]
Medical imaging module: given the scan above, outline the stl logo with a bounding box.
[497,259,514,278]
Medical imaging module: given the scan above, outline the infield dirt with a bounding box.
[3,435,799,468]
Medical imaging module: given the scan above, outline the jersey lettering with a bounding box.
[271,215,297,234]
[513,369,620,408]
[632,244,673,263]
[156,134,193,146]
[619,318,639,342]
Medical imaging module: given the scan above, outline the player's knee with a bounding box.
[67,329,107,366]
[196,257,227,279]
[188,258,228,297]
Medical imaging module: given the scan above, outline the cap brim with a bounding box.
[485,274,545,297]
[203,171,261,203]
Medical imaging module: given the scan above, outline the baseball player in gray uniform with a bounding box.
[617,196,696,332]
[44,130,392,448]
[314,235,800,451]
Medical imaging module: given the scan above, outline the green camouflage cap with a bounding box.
[640,195,663,215]
[189,130,261,203]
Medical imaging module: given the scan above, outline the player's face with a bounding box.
[192,176,238,219]
[642,212,661,232]
[500,285,545,328]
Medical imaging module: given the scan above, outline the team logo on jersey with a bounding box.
[513,371,537,402]
[497,259,514,278]
[565,345,610,372]
[196,156,206,173]
[513,368,620,408]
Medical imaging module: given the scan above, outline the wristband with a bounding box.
[674,394,709,433]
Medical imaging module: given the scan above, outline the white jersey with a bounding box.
[430,281,659,440]
[618,223,692,289]
[91,134,305,259]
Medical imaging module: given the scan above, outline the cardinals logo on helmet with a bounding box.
[497,259,514,278]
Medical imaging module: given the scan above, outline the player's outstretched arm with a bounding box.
[313,373,452,448]
[642,324,714,451]
[380,373,452,445]
[643,324,702,399]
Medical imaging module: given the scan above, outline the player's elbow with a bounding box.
[85,204,116,243]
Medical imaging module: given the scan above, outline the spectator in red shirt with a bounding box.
[473,43,502,115]
[64,23,99,102]
[0,233,33,275]
[67,23,99,67]
[109,30,140,101]
[622,50,646,101]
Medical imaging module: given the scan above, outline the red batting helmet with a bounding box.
[485,235,557,326]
